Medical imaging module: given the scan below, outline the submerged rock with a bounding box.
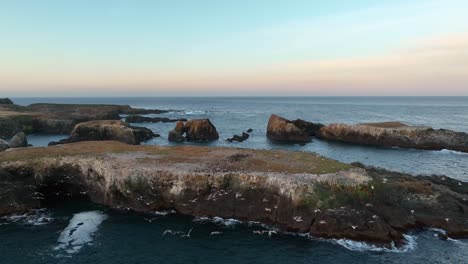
[9,132,28,148]
[227,131,250,142]
[49,120,156,145]
[266,114,323,143]
[317,122,468,152]
[168,119,219,142]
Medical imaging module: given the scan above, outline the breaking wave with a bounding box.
[1,209,53,226]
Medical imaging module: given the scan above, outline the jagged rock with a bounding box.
[49,120,156,145]
[168,121,186,142]
[246,128,253,133]
[227,132,250,142]
[267,114,323,143]
[168,119,219,142]
[9,132,28,148]
[0,139,9,152]
[317,122,468,152]
[125,115,187,123]
[0,98,13,105]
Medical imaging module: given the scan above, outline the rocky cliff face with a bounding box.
[317,122,468,152]
[0,142,466,247]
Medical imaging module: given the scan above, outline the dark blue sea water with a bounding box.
[3,96,467,263]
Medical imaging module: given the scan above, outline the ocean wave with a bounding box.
[54,211,108,254]
[152,209,176,216]
[437,149,468,155]
[332,234,417,253]
[193,216,242,227]
[1,209,53,226]
[184,110,207,115]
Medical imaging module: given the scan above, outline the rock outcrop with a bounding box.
[49,120,156,145]
[9,132,28,148]
[0,141,466,247]
[168,119,219,142]
[125,115,187,123]
[266,114,323,143]
[317,122,468,152]
[0,98,13,105]
[168,121,186,142]
[0,102,170,138]
[0,139,9,152]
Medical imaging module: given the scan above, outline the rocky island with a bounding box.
[267,114,468,153]
[0,100,169,139]
[0,141,466,248]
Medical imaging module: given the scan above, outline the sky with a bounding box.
[0,0,467,96]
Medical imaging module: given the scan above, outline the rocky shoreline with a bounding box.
[0,100,170,139]
[0,141,466,248]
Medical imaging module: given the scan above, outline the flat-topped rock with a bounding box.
[0,102,170,138]
[0,141,466,247]
[48,120,156,145]
[317,122,468,152]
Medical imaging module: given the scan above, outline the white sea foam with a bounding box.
[437,149,467,155]
[184,110,206,115]
[1,209,53,226]
[193,216,242,227]
[332,234,417,253]
[152,209,176,216]
[54,211,108,254]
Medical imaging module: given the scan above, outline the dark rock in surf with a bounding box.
[266,114,323,143]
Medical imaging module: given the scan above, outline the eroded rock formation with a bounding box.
[48,120,156,145]
[317,122,468,152]
[168,119,219,142]
[266,114,323,143]
[0,102,170,139]
[0,142,466,247]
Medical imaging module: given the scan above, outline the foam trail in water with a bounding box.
[54,211,108,254]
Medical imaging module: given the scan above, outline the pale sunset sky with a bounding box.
[0,0,467,96]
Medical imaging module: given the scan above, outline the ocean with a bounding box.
[2,96,467,263]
